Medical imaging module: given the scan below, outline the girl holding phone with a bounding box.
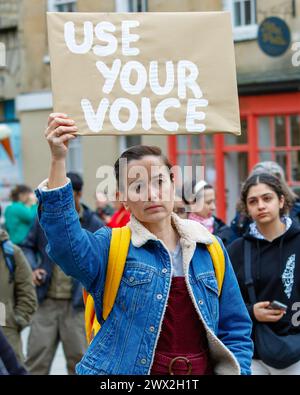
[228,173,300,375]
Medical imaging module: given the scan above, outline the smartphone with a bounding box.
[268,300,288,311]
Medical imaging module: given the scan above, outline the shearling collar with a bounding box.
[128,212,213,248]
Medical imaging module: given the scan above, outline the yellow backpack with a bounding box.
[83,226,225,344]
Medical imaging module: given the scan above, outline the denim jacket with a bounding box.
[36,181,253,375]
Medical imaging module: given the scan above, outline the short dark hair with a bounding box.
[67,172,83,192]
[114,145,173,190]
[10,185,32,202]
[240,173,292,217]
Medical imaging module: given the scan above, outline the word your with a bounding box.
[64,20,208,133]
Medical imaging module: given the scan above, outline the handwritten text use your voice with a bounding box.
[64,20,209,133]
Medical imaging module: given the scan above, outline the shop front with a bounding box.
[168,92,300,223]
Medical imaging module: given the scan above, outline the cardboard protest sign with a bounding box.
[47,12,240,136]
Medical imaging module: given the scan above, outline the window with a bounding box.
[223,0,257,41]
[224,118,249,221]
[0,100,16,122]
[225,118,248,145]
[119,135,142,154]
[125,135,142,148]
[0,100,23,210]
[115,0,148,12]
[46,1,77,62]
[66,136,83,174]
[128,0,148,12]
[258,114,300,189]
[48,0,77,12]
[0,28,18,71]
[115,0,148,13]
[233,0,256,27]
[173,135,216,186]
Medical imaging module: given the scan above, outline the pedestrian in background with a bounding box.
[95,191,115,225]
[23,172,103,375]
[183,180,235,247]
[107,200,131,228]
[230,161,300,240]
[0,228,37,364]
[228,173,300,375]
[173,193,188,219]
[4,185,37,246]
[0,328,28,375]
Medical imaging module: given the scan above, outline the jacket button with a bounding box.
[141,358,147,365]
[149,326,155,332]
[156,294,163,300]
[129,276,135,283]
[198,299,204,305]
[162,268,167,274]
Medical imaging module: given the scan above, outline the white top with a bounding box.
[170,242,184,277]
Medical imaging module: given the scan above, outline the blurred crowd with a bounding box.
[0,160,300,375]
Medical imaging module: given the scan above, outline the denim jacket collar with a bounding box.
[128,212,213,248]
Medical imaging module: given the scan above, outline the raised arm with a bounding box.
[45,112,77,188]
[36,113,111,298]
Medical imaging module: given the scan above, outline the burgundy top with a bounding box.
[150,277,213,375]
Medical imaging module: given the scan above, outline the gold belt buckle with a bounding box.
[169,356,192,375]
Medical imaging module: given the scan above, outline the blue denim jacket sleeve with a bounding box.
[216,237,254,375]
[35,182,111,299]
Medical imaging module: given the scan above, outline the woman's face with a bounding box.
[194,188,216,218]
[120,155,175,224]
[246,183,284,225]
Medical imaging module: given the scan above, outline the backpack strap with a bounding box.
[103,226,131,320]
[0,240,16,283]
[243,239,257,305]
[84,291,98,343]
[206,235,225,296]
[84,226,131,343]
